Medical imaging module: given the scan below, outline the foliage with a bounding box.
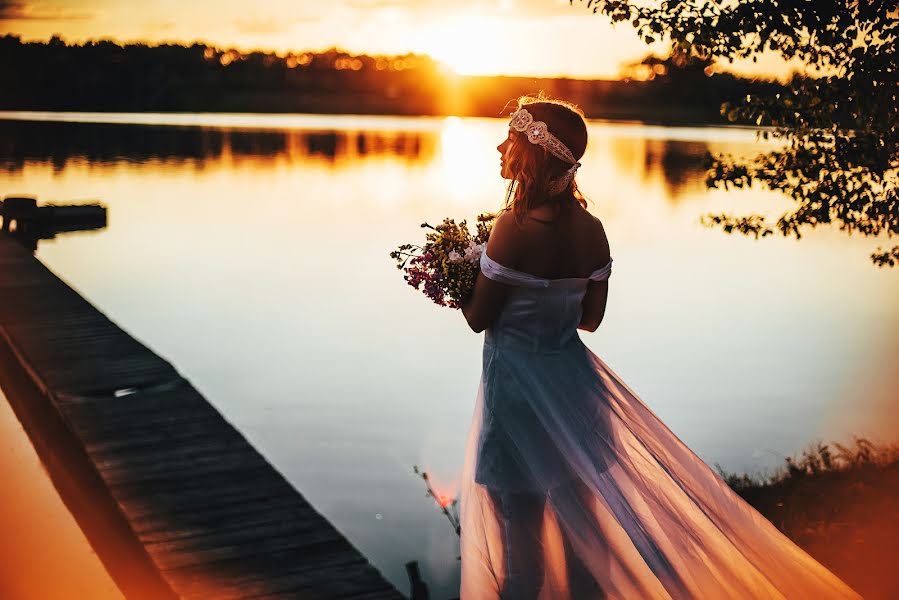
[714,435,899,491]
[574,1,899,266]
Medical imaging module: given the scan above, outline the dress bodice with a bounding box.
[479,250,613,353]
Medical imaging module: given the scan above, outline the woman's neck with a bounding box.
[541,192,577,213]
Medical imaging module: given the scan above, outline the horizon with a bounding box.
[0,0,801,81]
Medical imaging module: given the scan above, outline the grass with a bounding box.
[715,436,899,600]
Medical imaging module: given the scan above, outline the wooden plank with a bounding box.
[14,335,158,358]
[129,494,307,536]
[111,465,294,503]
[145,519,350,568]
[65,399,218,431]
[99,448,272,487]
[91,436,255,472]
[115,478,294,520]
[73,414,225,449]
[59,384,209,416]
[168,545,402,600]
[34,360,178,394]
[84,420,240,455]
[147,519,348,570]
[162,537,370,596]
[191,560,395,600]
[136,504,320,545]
[116,484,303,525]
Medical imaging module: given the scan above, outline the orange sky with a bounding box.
[0,0,799,80]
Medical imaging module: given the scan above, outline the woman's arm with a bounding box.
[460,211,522,333]
[578,279,609,332]
[578,216,611,332]
[461,273,509,333]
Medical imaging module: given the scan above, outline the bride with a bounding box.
[457,95,863,600]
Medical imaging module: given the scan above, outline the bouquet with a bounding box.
[390,213,496,308]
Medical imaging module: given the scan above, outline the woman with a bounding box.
[457,95,863,600]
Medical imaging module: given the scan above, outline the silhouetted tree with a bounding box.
[575,1,898,266]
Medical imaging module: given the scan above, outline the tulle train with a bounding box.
[459,341,863,600]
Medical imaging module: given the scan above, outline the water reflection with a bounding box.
[0,120,436,171]
[604,136,713,202]
[0,117,721,203]
[646,139,712,200]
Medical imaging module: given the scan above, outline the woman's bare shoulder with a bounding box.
[582,210,611,261]
[486,209,528,265]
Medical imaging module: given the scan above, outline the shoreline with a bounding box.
[719,438,899,600]
[0,109,766,130]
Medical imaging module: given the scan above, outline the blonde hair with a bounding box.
[500,92,590,225]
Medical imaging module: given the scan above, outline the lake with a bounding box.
[0,386,123,599]
[1,111,897,598]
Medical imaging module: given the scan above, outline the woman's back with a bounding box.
[509,198,611,281]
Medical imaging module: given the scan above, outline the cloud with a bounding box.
[0,0,25,19]
[145,19,176,34]
[235,14,320,35]
[0,0,92,21]
[344,0,416,8]
[235,17,289,35]
[343,0,581,18]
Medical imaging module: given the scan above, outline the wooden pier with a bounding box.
[0,232,405,599]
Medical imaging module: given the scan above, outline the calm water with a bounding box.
[1,112,897,598]
[0,386,123,599]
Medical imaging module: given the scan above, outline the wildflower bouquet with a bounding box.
[390,213,496,308]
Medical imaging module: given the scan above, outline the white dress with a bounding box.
[458,250,863,600]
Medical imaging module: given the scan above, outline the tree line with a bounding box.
[0,34,780,123]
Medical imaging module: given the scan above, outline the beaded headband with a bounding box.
[508,107,582,196]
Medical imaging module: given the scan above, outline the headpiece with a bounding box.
[508,107,582,196]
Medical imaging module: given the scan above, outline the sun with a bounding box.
[419,16,512,76]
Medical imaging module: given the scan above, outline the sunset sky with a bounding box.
[0,0,797,80]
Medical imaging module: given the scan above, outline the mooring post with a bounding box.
[1,196,38,233]
[405,560,431,600]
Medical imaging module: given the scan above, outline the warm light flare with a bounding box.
[416,463,460,507]
[425,475,460,506]
[417,16,514,76]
